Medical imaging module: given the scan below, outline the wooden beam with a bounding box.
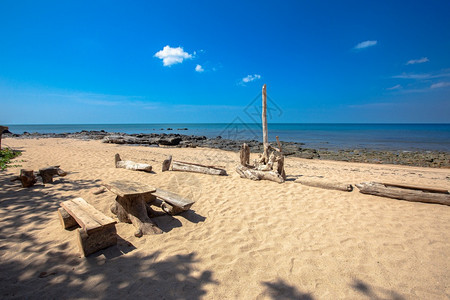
[295,178,353,192]
[355,182,450,206]
[172,160,227,176]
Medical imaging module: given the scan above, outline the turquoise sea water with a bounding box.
[6,123,450,152]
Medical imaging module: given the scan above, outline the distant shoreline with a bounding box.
[3,130,449,168]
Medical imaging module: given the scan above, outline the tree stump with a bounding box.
[16,169,37,188]
[39,166,67,184]
[105,181,162,237]
[240,143,250,166]
[162,155,172,172]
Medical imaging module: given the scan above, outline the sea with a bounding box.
[5,123,450,152]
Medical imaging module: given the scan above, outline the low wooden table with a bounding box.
[104,181,163,237]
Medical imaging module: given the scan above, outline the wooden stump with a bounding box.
[57,207,78,229]
[17,169,37,188]
[76,225,117,257]
[39,166,67,184]
[162,155,172,172]
[240,143,250,166]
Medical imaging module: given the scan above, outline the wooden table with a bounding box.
[104,180,163,237]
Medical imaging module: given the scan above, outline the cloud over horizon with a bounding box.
[354,40,378,50]
[154,45,193,66]
[406,57,429,65]
[241,74,261,84]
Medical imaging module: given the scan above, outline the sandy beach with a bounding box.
[1,137,449,299]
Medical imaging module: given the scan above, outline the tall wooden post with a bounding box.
[262,84,269,163]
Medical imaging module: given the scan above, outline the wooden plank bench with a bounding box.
[150,189,195,215]
[58,197,117,256]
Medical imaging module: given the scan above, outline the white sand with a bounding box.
[1,138,449,299]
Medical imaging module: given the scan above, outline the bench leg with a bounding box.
[161,202,185,215]
[58,207,78,229]
[76,225,117,257]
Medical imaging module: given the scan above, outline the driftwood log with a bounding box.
[39,166,67,183]
[295,178,353,192]
[12,169,37,188]
[0,126,7,150]
[356,182,450,206]
[115,153,152,172]
[105,181,162,237]
[172,160,227,176]
[92,187,107,195]
[162,155,172,172]
[236,164,284,183]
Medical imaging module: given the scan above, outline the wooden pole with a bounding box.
[262,84,269,163]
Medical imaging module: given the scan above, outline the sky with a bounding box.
[0,0,449,124]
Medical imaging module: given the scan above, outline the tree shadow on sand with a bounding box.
[0,175,217,299]
[350,279,405,300]
[262,279,314,300]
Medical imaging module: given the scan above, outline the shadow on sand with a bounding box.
[0,175,216,299]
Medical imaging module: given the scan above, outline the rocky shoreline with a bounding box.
[3,130,449,168]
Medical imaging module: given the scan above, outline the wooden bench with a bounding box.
[58,198,117,257]
[150,189,195,215]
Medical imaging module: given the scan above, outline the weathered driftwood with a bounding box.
[356,182,450,206]
[57,207,78,229]
[92,187,107,195]
[295,178,353,192]
[60,197,117,256]
[39,166,67,183]
[172,160,227,176]
[105,181,162,237]
[261,84,270,164]
[12,169,37,188]
[0,126,8,150]
[162,155,172,172]
[115,153,152,172]
[240,143,250,166]
[236,164,284,183]
[236,85,286,183]
[150,188,195,215]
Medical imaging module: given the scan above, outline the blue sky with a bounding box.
[1,0,449,124]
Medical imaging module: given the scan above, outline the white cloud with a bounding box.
[430,82,450,89]
[195,64,204,72]
[154,45,193,66]
[241,74,261,84]
[354,40,377,50]
[392,73,431,79]
[406,57,429,65]
[386,84,401,90]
